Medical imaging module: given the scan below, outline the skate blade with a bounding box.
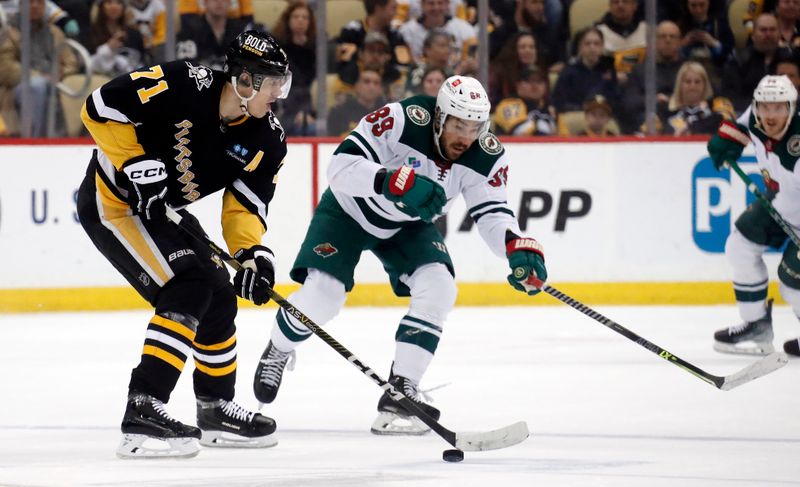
[714,341,775,356]
[370,412,430,436]
[200,430,278,448]
[116,434,200,459]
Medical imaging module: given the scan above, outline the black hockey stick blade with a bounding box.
[165,206,530,452]
[520,273,789,390]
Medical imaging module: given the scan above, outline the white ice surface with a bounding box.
[1,305,799,486]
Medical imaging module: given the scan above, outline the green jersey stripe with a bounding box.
[350,132,381,163]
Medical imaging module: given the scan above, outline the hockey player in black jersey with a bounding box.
[77,30,291,458]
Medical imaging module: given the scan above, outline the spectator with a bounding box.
[577,94,616,136]
[128,0,167,61]
[176,0,250,70]
[337,0,410,68]
[338,31,404,101]
[178,0,254,28]
[678,0,735,68]
[418,65,445,96]
[327,68,385,137]
[551,27,618,114]
[489,0,564,71]
[489,31,539,104]
[272,0,316,135]
[394,0,468,24]
[493,67,556,136]
[657,60,733,135]
[0,0,78,136]
[398,0,475,65]
[89,0,148,78]
[775,0,800,50]
[404,29,453,95]
[776,53,800,88]
[618,20,684,133]
[721,13,792,112]
[595,0,647,82]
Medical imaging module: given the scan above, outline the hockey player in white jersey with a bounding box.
[707,74,800,357]
[252,75,548,434]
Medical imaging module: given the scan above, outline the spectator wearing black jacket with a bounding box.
[551,27,619,114]
[720,13,792,112]
[175,0,250,70]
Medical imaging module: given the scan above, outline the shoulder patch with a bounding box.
[186,62,213,91]
[788,135,800,157]
[406,104,431,126]
[478,132,503,155]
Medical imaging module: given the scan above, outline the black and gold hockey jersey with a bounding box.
[81,60,287,255]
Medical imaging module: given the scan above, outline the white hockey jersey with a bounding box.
[327,94,523,259]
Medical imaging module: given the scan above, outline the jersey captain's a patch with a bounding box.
[478,132,502,155]
[186,62,213,91]
[788,134,800,157]
[406,105,430,126]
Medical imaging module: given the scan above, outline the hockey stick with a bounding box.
[726,159,800,248]
[165,206,529,452]
[520,274,788,390]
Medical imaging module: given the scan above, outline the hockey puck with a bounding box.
[442,448,464,462]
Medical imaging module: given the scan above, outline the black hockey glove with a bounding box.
[233,245,275,305]
[122,159,168,221]
[506,236,546,296]
[379,167,446,222]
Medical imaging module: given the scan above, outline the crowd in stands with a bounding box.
[1,0,800,138]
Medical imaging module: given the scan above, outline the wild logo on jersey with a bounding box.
[173,120,200,201]
[788,135,800,157]
[406,105,430,126]
[479,133,502,155]
[313,243,338,258]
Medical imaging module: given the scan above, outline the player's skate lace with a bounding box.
[258,348,296,386]
[727,322,749,335]
[134,393,177,424]
[221,400,255,423]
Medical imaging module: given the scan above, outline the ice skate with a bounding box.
[371,373,440,436]
[783,338,800,357]
[253,341,295,405]
[196,397,277,448]
[116,392,201,459]
[714,300,775,355]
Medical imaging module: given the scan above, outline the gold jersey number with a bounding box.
[131,66,169,104]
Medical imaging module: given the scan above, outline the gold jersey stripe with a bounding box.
[101,209,172,285]
[194,360,237,377]
[221,190,265,255]
[142,344,186,371]
[193,334,236,351]
[95,173,127,208]
[81,102,145,169]
[151,314,197,341]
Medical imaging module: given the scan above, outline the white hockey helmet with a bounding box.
[753,75,797,138]
[434,75,491,156]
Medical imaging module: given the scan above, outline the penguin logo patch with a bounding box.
[406,105,430,126]
[186,62,213,91]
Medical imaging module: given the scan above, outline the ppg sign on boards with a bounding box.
[692,155,765,252]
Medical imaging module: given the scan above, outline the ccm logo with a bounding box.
[168,249,195,261]
[123,160,167,184]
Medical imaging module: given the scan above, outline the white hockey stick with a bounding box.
[166,206,529,453]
